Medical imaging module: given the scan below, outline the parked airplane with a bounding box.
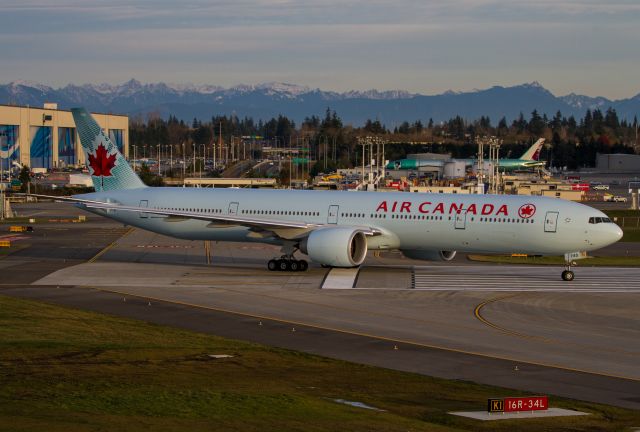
[387,138,546,171]
[30,110,621,281]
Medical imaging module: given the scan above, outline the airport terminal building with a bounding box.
[0,104,128,171]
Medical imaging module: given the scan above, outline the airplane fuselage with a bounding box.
[77,187,621,256]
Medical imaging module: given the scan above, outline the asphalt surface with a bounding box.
[1,201,640,410]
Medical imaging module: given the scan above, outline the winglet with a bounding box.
[71,108,145,191]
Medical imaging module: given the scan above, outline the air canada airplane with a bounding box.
[386,138,547,171]
[31,109,621,281]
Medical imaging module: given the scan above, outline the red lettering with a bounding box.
[392,201,398,212]
[481,204,494,215]
[449,203,463,214]
[418,202,431,213]
[376,201,388,212]
[433,203,445,214]
[400,201,411,213]
[467,203,477,215]
[496,204,508,216]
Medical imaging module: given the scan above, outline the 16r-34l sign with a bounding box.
[488,396,548,412]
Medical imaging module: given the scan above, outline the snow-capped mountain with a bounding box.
[1,80,638,126]
[559,93,612,111]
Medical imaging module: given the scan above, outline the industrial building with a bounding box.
[0,104,128,171]
[596,153,640,172]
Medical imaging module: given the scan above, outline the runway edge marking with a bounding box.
[79,284,640,384]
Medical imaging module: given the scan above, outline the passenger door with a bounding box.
[454,211,466,229]
[228,202,239,216]
[139,200,148,218]
[328,205,339,224]
[544,211,559,233]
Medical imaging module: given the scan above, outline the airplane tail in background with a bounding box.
[72,108,146,192]
[519,138,545,161]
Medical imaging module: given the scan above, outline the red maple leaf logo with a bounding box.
[518,204,536,219]
[88,143,116,177]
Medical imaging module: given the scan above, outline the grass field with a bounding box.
[0,295,639,431]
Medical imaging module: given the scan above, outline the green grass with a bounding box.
[619,229,640,242]
[468,254,640,266]
[0,295,639,431]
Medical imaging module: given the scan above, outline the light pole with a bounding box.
[182,142,186,179]
[199,144,206,178]
[192,143,196,176]
[157,143,161,176]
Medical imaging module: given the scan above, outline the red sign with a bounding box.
[572,183,590,191]
[504,396,548,412]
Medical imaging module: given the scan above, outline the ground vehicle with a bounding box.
[605,195,627,202]
[592,184,610,191]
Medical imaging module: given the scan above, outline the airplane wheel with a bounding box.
[298,260,308,271]
[267,259,277,271]
[278,259,290,271]
[561,270,574,281]
[289,260,299,271]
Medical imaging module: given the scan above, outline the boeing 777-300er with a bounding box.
[387,138,547,171]
[29,109,621,281]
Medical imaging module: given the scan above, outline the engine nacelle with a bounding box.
[401,249,457,261]
[300,227,368,267]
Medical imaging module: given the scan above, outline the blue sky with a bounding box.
[2,0,639,98]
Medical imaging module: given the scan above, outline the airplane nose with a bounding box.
[613,224,624,241]
[605,223,624,245]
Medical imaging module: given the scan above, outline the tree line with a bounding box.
[130,107,639,171]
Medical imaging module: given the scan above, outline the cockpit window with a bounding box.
[589,217,613,224]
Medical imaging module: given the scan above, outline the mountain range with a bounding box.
[1,79,639,127]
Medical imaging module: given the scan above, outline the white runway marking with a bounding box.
[329,265,640,292]
[322,267,360,289]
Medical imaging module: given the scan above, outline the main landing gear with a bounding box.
[561,260,576,281]
[267,257,308,272]
[267,242,308,272]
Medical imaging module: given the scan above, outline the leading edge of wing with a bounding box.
[23,193,382,235]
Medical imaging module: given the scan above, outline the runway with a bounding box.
[2,202,640,410]
[359,265,640,292]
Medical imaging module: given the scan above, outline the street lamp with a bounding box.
[181,142,186,179]
[199,144,206,178]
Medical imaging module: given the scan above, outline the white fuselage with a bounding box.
[77,187,622,256]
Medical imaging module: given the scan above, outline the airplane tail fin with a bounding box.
[519,138,545,161]
[71,108,146,192]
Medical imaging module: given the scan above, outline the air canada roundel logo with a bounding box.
[518,203,536,219]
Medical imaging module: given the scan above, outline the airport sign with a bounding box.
[488,396,548,413]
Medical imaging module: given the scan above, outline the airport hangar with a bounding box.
[0,103,129,171]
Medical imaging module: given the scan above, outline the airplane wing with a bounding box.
[24,193,382,238]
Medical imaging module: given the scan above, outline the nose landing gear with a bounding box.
[561,259,576,281]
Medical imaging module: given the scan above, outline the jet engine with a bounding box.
[300,227,368,267]
[401,249,457,261]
